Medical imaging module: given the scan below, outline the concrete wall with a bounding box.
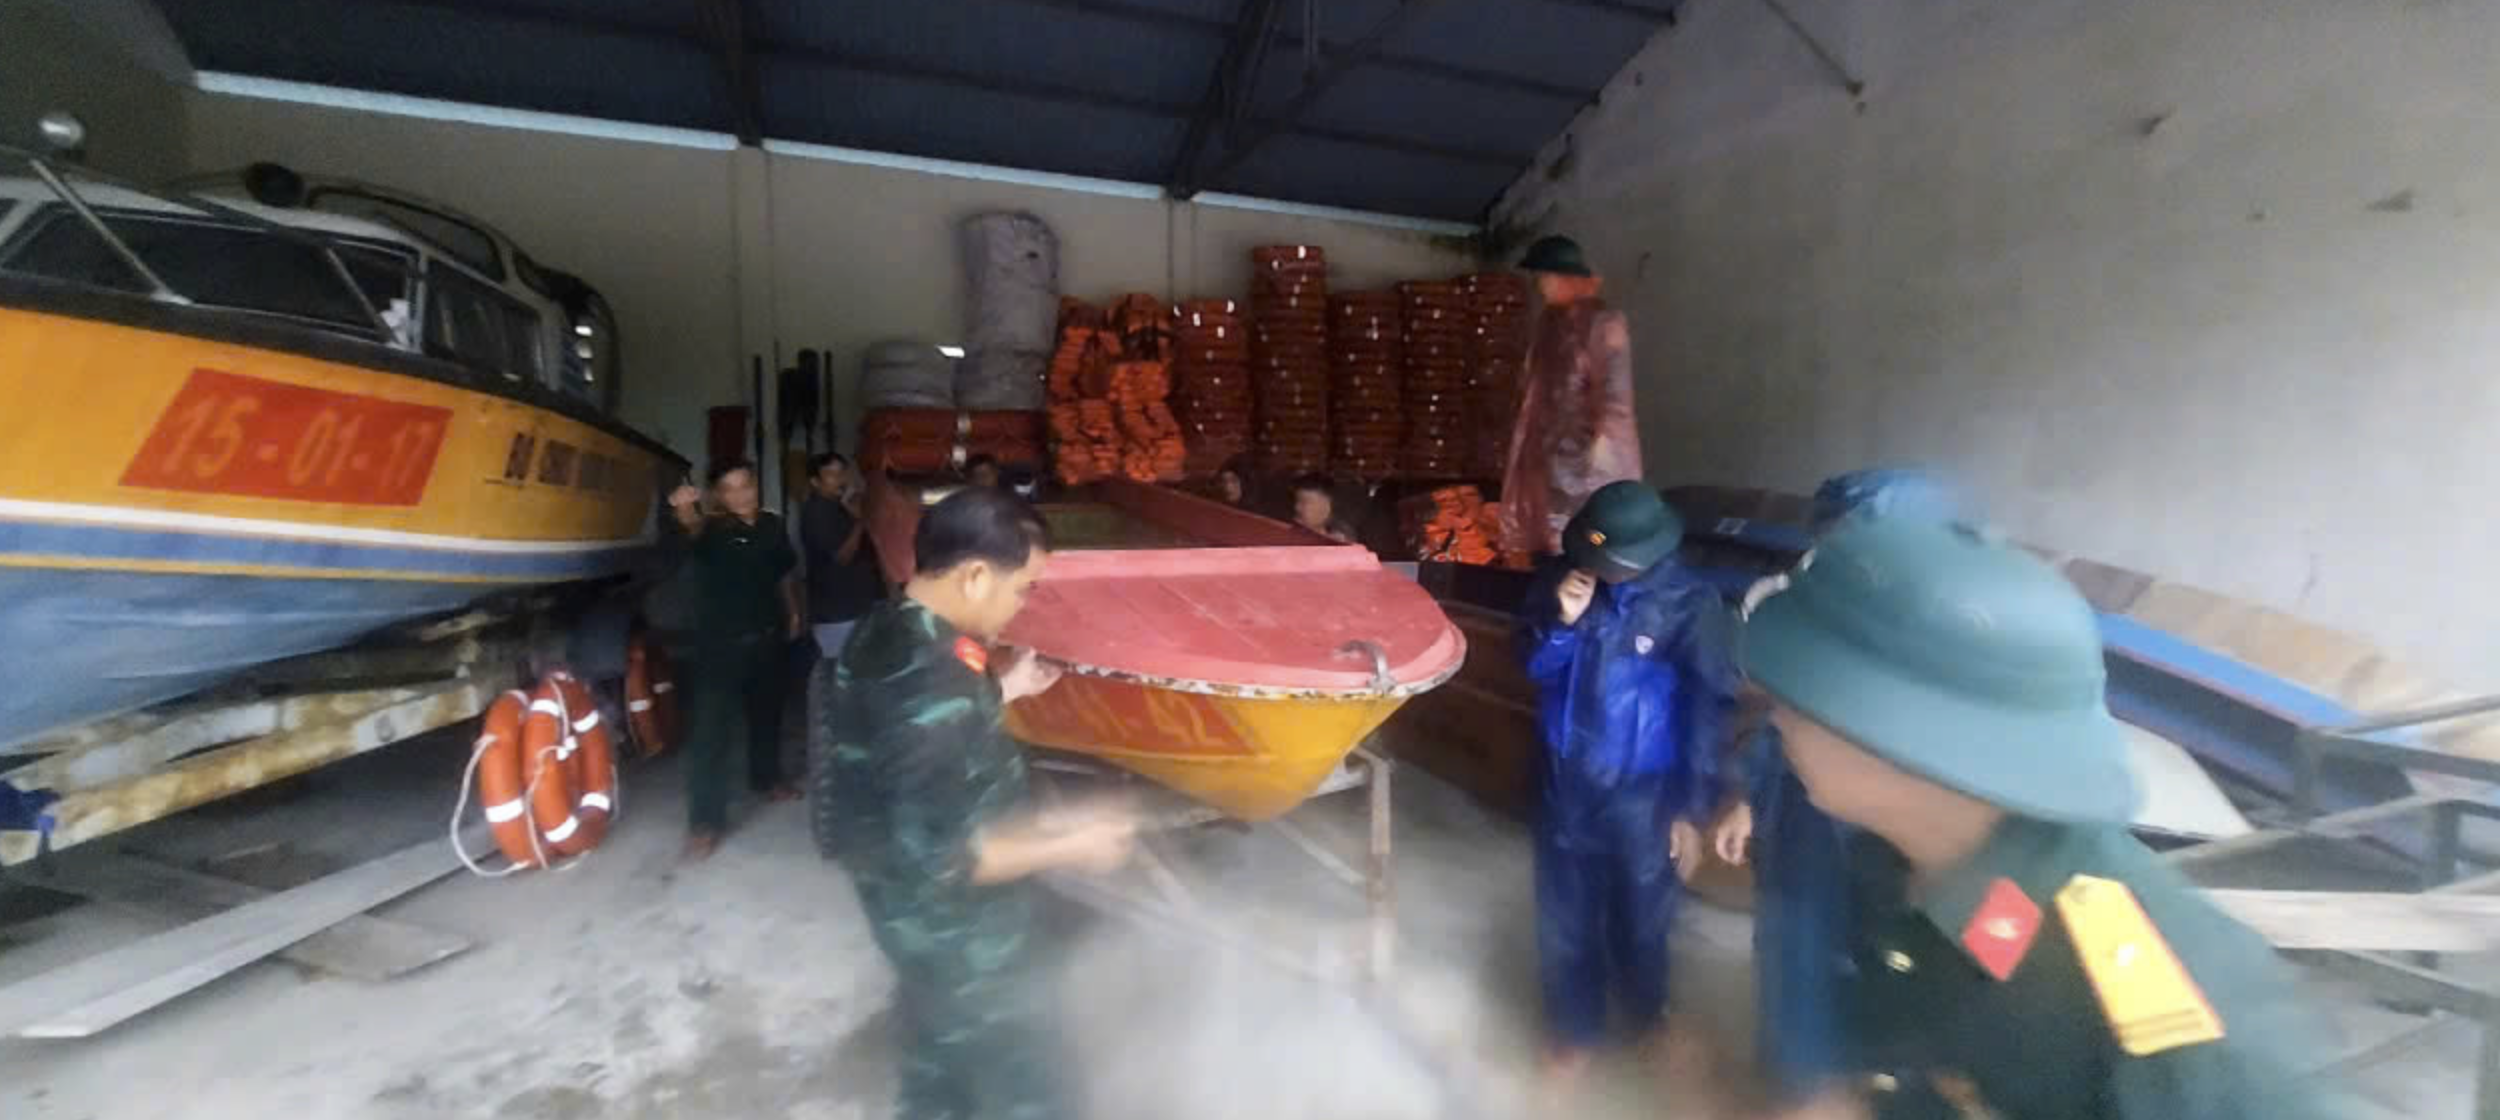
[0,0,191,181]
[185,91,1477,475]
[1494,0,2500,686]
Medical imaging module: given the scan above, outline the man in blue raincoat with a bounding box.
[1712,468,1960,1104]
[1517,480,1737,1082]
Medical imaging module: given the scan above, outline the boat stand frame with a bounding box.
[2168,693,2500,1119]
[1033,745,1397,986]
[1,633,524,867]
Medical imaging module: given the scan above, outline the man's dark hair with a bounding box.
[1289,472,1333,499]
[708,459,756,486]
[964,454,1000,474]
[916,487,1050,575]
[808,451,849,476]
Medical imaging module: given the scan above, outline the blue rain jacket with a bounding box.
[1518,558,1738,849]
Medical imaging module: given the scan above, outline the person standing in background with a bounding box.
[1711,468,1962,1108]
[1517,480,1736,1089]
[1501,235,1641,556]
[1213,457,1251,507]
[1289,473,1357,543]
[963,455,1003,490]
[669,461,803,862]
[1736,516,2350,1120]
[800,452,881,657]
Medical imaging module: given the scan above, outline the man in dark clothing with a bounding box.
[668,461,803,861]
[814,487,1136,1120]
[1289,473,1357,542]
[1500,235,1641,555]
[1712,468,1963,1105]
[1738,516,2353,1120]
[1517,480,1737,1084]
[800,452,881,654]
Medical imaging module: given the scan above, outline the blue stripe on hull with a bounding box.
[0,518,647,581]
[0,568,519,748]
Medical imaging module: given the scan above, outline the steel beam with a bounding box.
[2166,791,2454,868]
[1533,0,1678,20]
[358,1,1553,168]
[1190,0,1456,194]
[698,0,764,144]
[761,43,1522,169]
[1000,0,1594,100]
[1168,0,1288,192]
[2301,949,2500,1021]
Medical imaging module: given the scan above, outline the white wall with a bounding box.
[184,90,1477,475]
[1495,0,2500,686]
[0,0,191,182]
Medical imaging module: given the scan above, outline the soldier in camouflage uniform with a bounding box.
[811,487,1136,1120]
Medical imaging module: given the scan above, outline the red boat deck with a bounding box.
[1003,545,1464,694]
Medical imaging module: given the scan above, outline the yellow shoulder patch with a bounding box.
[2054,874,2226,1056]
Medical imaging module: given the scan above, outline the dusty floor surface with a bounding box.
[0,729,2473,1118]
[0,734,1750,1120]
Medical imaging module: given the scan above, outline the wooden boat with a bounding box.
[866,475,1465,819]
[0,153,681,749]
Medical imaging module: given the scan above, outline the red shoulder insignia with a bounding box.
[952,636,989,674]
[1960,877,2043,981]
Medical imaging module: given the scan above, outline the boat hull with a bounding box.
[1004,672,1410,821]
[0,302,679,747]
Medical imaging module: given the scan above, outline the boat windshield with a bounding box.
[0,206,409,332]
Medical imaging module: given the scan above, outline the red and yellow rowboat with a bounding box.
[870,477,1466,820]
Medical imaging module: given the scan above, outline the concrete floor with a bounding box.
[0,731,2475,1119]
[0,734,1749,1120]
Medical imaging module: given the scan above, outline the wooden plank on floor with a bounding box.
[42,851,471,982]
[0,830,475,1038]
[2205,889,2500,952]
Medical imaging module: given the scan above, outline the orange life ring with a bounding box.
[624,634,679,757]
[517,680,587,859]
[471,690,544,867]
[544,673,617,856]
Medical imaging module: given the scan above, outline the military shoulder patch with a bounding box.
[952,637,989,675]
[2054,874,2225,1056]
[1959,877,2042,981]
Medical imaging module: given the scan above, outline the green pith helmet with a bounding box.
[1517,234,1594,278]
[1563,481,1683,581]
[1740,517,2139,822]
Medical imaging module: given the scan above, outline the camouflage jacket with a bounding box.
[813,597,1035,972]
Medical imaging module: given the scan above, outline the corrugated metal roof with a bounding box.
[153,0,1679,222]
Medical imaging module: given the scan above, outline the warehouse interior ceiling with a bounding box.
[148,0,1679,223]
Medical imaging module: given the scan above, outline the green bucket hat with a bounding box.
[1740,517,2138,823]
[1563,481,1683,581]
[1517,235,1593,278]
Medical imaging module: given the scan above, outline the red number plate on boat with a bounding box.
[121,369,452,506]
